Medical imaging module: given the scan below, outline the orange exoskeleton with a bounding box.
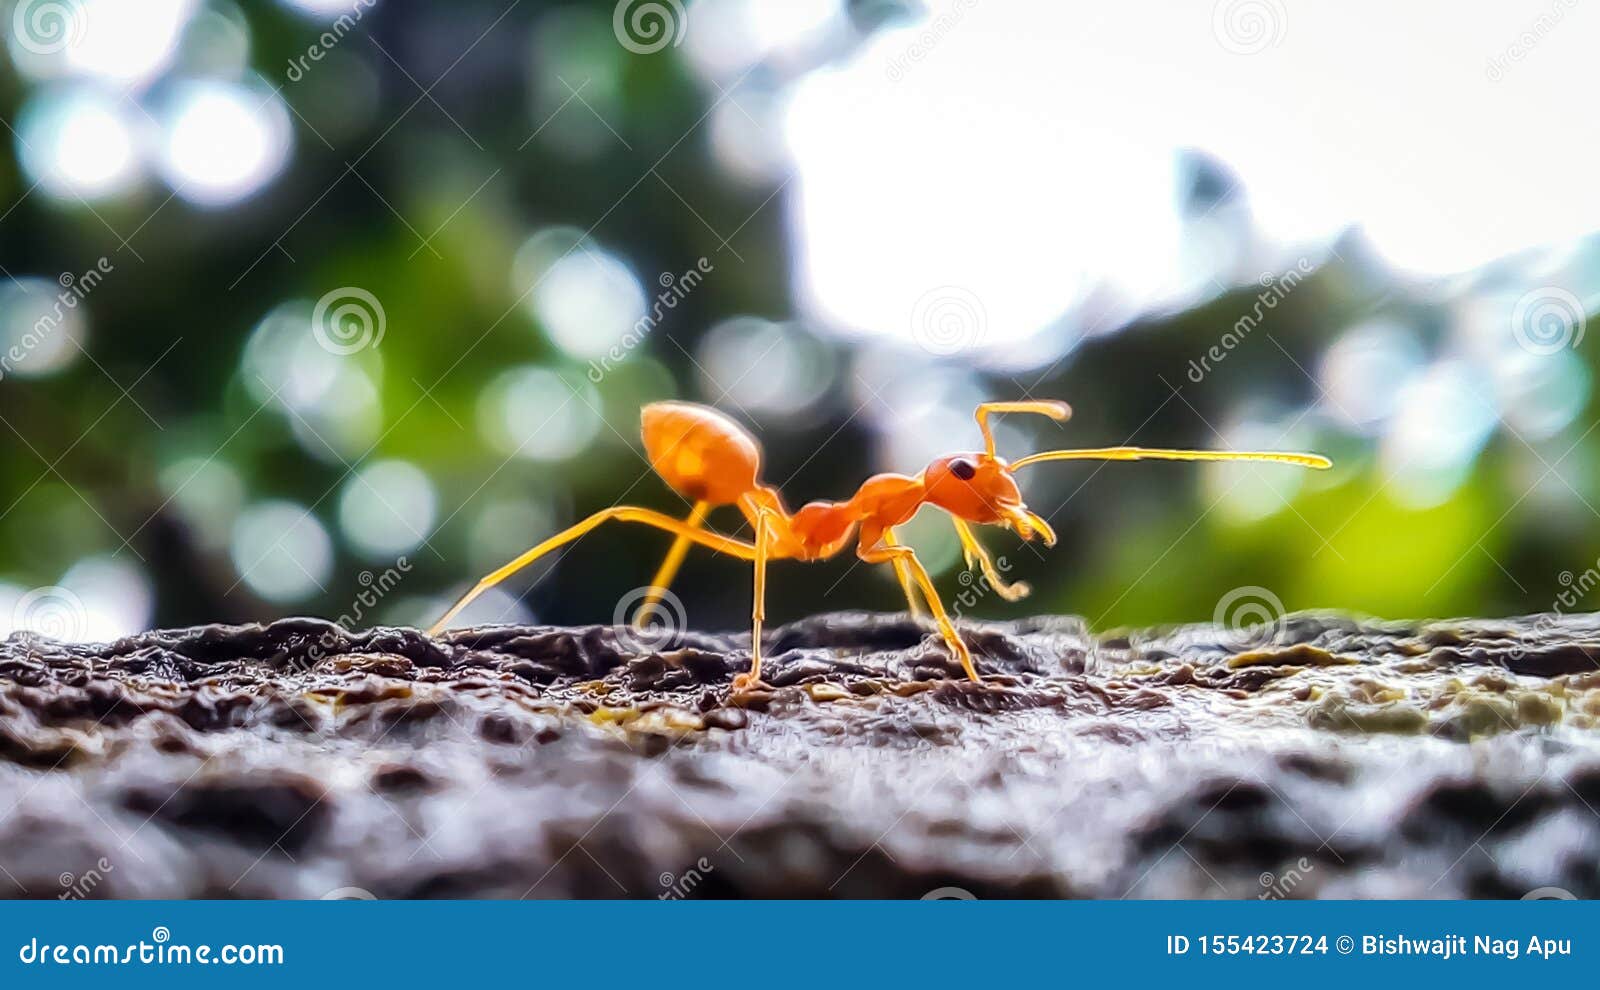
[429,399,1331,690]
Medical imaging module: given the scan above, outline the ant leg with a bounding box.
[858,538,979,682]
[732,511,774,690]
[734,509,774,691]
[427,506,757,636]
[949,515,1031,602]
[881,525,926,619]
[637,500,710,629]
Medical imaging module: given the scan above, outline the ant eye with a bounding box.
[949,458,977,481]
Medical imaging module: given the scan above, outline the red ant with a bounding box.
[429,400,1330,690]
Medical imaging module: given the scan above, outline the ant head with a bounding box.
[922,453,1057,544]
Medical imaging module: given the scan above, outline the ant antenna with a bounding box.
[975,400,1072,458]
[1009,446,1332,471]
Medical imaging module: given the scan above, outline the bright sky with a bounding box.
[782,0,1600,350]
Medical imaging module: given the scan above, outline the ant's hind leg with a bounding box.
[859,539,979,682]
[950,516,1030,602]
[427,506,757,637]
[637,500,710,628]
[881,525,926,619]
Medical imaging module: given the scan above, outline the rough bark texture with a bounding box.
[2,611,1598,899]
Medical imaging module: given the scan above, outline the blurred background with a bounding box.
[0,0,1597,642]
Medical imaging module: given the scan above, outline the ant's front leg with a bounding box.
[881,525,926,619]
[949,515,1030,602]
[857,531,979,682]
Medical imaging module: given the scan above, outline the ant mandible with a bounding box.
[428,400,1331,691]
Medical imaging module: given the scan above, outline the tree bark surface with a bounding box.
[2,611,1597,899]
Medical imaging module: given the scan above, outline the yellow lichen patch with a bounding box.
[1309,694,1428,734]
[1308,670,1585,739]
[587,705,638,726]
[806,683,852,703]
[1346,678,1407,705]
[1438,695,1518,739]
[588,704,704,735]
[625,708,705,735]
[1228,643,1358,669]
[1515,691,1563,725]
[1119,662,1169,677]
[302,690,349,714]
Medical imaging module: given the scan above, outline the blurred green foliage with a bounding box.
[0,0,1595,642]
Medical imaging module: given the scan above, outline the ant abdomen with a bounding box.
[641,401,762,505]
